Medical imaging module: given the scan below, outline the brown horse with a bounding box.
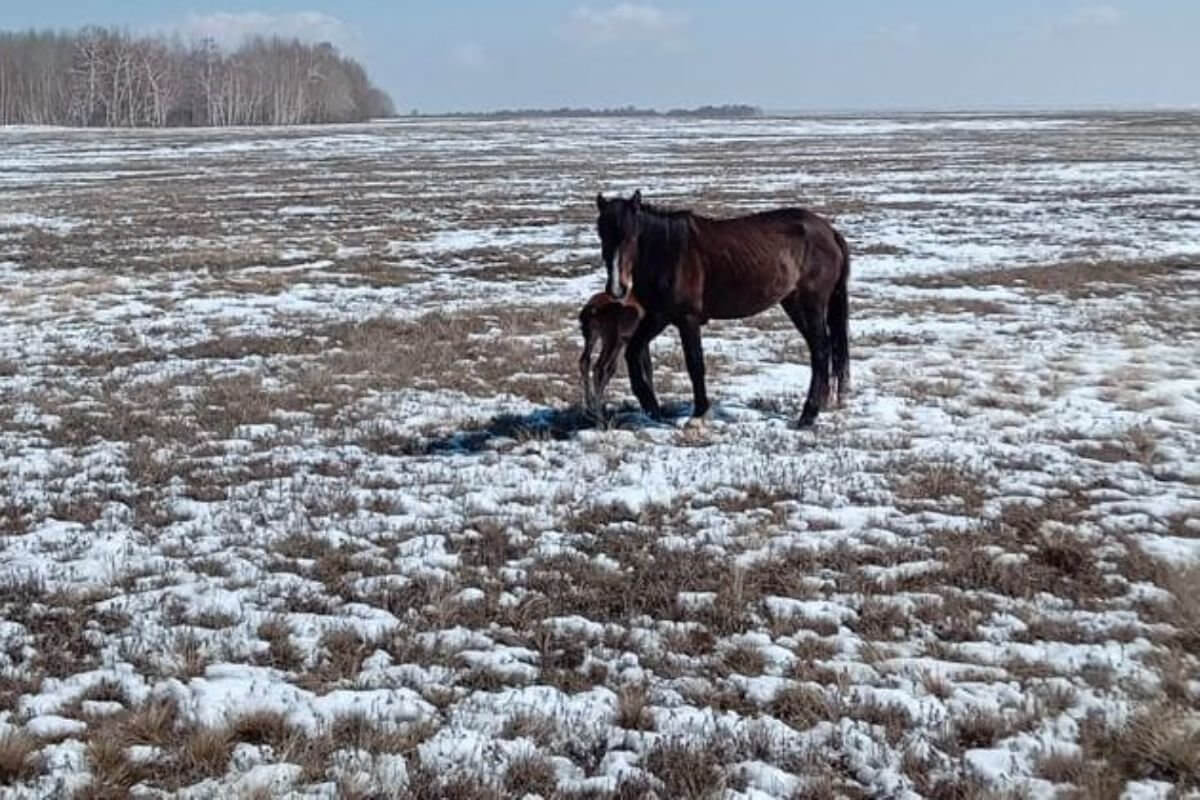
[595,190,850,428]
[578,290,644,417]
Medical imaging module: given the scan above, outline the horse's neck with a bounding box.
[639,211,690,254]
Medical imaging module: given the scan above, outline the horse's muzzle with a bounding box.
[605,274,629,300]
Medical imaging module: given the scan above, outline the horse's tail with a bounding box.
[828,229,851,403]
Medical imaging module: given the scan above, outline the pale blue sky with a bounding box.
[3,2,1197,112]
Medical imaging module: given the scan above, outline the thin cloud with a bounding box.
[1068,5,1124,28]
[1022,5,1124,42]
[560,3,689,48]
[870,22,921,46]
[451,42,487,70]
[175,11,363,55]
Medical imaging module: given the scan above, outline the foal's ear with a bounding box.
[596,192,606,211]
[631,189,642,209]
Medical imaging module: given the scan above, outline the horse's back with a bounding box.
[688,206,844,319]
[746,207,843,260]
[706,206,835,240]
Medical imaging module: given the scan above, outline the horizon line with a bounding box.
[407,103,1200,116]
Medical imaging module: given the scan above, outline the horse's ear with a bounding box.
[631,189,642,210]
[596,192,606,211]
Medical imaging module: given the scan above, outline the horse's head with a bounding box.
[595,189,642,300]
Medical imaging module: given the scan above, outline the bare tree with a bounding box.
[0,26,395,127]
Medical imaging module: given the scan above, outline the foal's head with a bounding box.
[595,189,642,300]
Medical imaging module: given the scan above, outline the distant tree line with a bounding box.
[0,28,395,127]
[430,104,762,120]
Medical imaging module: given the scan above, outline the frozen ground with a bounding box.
[1,112,1199,799]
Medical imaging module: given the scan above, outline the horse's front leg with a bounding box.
[625,314,668,420]
[678,317,710,424]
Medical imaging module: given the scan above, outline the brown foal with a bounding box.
[578,291,644,418]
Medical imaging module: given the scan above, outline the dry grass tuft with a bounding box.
[921,671,953,700]
[78,735,140,799]
[768,684,841,732]
[503,752,559,797]
[228,709,302,750]
[119,698,181,747]
[256,616,305,671]
[1160,564,1200,650]
[721,644,768,676]
[854,597,911,640]
[850,696,916,744]
[1096,706,1200,787]
[172,725,235,787]
[892,456,987,514]
[942,708,1025,754]
[615,683,655,731]
[643,736,727,799]
[501,712,559,747]
[1034,749,1088,784]
[0,730,44,786]
[307,625,376,686]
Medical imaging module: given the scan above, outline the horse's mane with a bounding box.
[639,201,694,220]
[635,203,691,287]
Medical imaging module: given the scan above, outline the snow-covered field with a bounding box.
[2,112,1199,799]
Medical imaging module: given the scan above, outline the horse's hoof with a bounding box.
[684,415,708,432]
[795,414,817,429]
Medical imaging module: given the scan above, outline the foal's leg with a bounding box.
[677,316,710,423]
[593,335,624,411]
[625,315,668,420]
[580,328,599,414]
[781,293,831,428]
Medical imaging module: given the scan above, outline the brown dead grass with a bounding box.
[891,456,988,514]
[525,538,734,628]
[721,644,767,676]
[503,753,559,797]
[1159,564,1200,651]
[1034,749,1088,784]
[71,696,239,796]
[78,735,141,799]
[171,726,235,788]
[615,683,655,731]
[0,730,44,786]
[850,696,916,745]
[929,501,1120,606]
[80,704,430,794]
[941,707,1031,755]
[316,305,580,404]
[768,684,841,732]
[853,597,912,640]
[643,735,727,799]
[892,256,1198,298]
[500,712,559,748]
[1078,703,1200,790]
[228,709,302,750]
[303,625,376,687]
[256,616,305,671]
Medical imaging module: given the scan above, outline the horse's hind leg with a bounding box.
[781,292,831,428]
[677,316,710,423]
[828,238,851,406]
